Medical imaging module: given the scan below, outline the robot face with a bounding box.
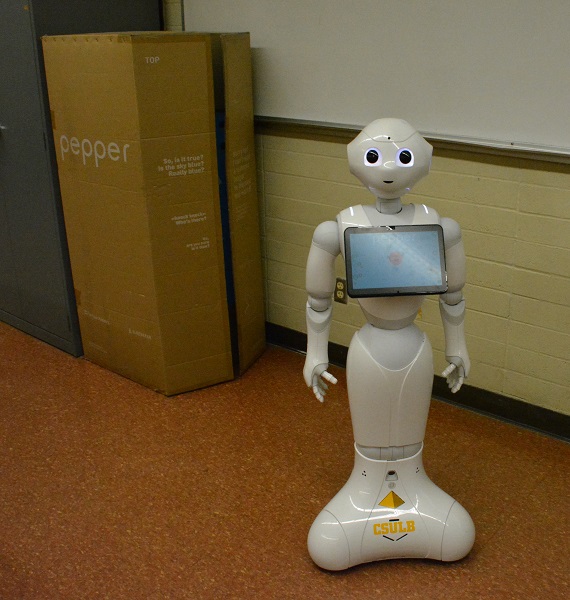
[348,119,433,200]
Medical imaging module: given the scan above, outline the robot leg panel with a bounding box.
[346,323,434,449]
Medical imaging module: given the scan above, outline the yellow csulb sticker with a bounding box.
[374,521,416,536]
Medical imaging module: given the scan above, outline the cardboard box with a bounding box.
[41,32,265,395]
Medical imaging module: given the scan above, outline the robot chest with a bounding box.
[337,204,440,256]
[337,204,443,326]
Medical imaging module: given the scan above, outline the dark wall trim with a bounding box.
[255,116,570,166]
[266,322,570,442]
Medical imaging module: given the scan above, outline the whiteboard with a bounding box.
[184,0,570,154]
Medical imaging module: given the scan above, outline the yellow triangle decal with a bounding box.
[379,491,405,509]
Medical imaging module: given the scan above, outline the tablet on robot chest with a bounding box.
[344,224,448,298]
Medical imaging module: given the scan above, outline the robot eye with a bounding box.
[396,149,414,167]
[364,148,381,166]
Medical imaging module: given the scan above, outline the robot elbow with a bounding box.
[441,290,464,306]
[308,295,332,312]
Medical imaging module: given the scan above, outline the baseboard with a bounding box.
[266,322,570,442]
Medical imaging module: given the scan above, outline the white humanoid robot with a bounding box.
[303,118,475,571]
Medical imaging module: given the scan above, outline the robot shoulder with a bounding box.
[440,217,463,249]
[412,203,440,225]
[337,205,370,228]
[312,220,341,256]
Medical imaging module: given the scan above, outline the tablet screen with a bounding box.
[344,225,448,297]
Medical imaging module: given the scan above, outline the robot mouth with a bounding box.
[383,180,394,184]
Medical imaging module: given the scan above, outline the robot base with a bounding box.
[308,444,475,571]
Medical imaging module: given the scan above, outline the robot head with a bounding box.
[348,118,433,200]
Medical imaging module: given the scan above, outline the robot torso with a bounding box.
[337,203,441,330]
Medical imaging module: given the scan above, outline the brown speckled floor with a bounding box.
[0,321,568,599]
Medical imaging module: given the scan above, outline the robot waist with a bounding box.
[358,296,424,330]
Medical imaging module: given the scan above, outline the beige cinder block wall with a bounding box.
[256,134,570,417]
[162,0,185,31]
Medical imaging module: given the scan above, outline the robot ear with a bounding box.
[425,141,434,172]
[347,130,372,175]
[413,134,433,176]
[425,139,434,161]
[348,129,370,154]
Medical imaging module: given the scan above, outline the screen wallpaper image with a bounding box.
[349,230,444,291]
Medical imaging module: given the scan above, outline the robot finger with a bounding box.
[442,363,457,378]
[322,371,338,385]
[450,376,464,394]
[312,385,325,403]
[312,375,326,401]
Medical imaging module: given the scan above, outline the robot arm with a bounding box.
[440,218,471,393]
[304,221,341,402]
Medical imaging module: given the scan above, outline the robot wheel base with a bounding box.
[307,447,475,571]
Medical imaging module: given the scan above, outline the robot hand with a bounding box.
[442,361,466,394]
[304,362,338,403]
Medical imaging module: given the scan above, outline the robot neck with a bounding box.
[376,197,402,214]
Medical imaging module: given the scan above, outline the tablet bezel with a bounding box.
[344,224,448,298]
